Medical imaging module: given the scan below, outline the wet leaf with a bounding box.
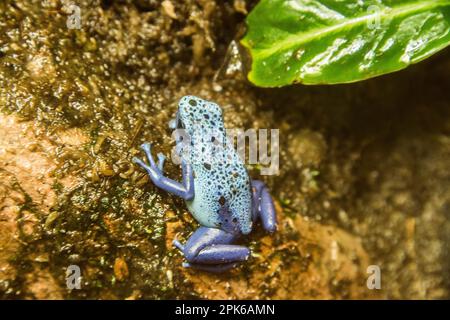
[241,0,450,86]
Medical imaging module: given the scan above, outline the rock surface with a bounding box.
[0,0,449,299]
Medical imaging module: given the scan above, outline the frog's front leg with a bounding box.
[173,227,250,272]
[133,143,194,200]
[252,180,277,233]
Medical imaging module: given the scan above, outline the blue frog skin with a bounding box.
[133,95,277,272]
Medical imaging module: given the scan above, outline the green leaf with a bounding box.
[241,0,450,87]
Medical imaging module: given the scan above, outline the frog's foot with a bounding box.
[132,142,194,201]
[251,180,277,233]
[173,226,250,272]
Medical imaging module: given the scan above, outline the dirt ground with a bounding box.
[0,0,448,299]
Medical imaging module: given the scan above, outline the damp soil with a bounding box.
[0,0,448,299]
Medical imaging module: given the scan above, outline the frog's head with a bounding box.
[176,95,225,140]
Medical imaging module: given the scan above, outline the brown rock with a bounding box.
[0,113,83,299]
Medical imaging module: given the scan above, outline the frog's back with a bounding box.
[177,96,253,235]
[187,148,252,235]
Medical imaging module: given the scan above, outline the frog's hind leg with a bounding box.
[173,227,250,271]
[251,180,277,233]
[132,142,194,200]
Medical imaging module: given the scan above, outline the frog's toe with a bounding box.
[132,156,149,170]
[172,239,185,251]
[157,152,166,171]
[140,142,151,152]
[140,142,159,169]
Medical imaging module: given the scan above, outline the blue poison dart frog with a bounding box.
[133,96,277,272]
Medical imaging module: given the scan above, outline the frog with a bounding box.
[132,95,277,272]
